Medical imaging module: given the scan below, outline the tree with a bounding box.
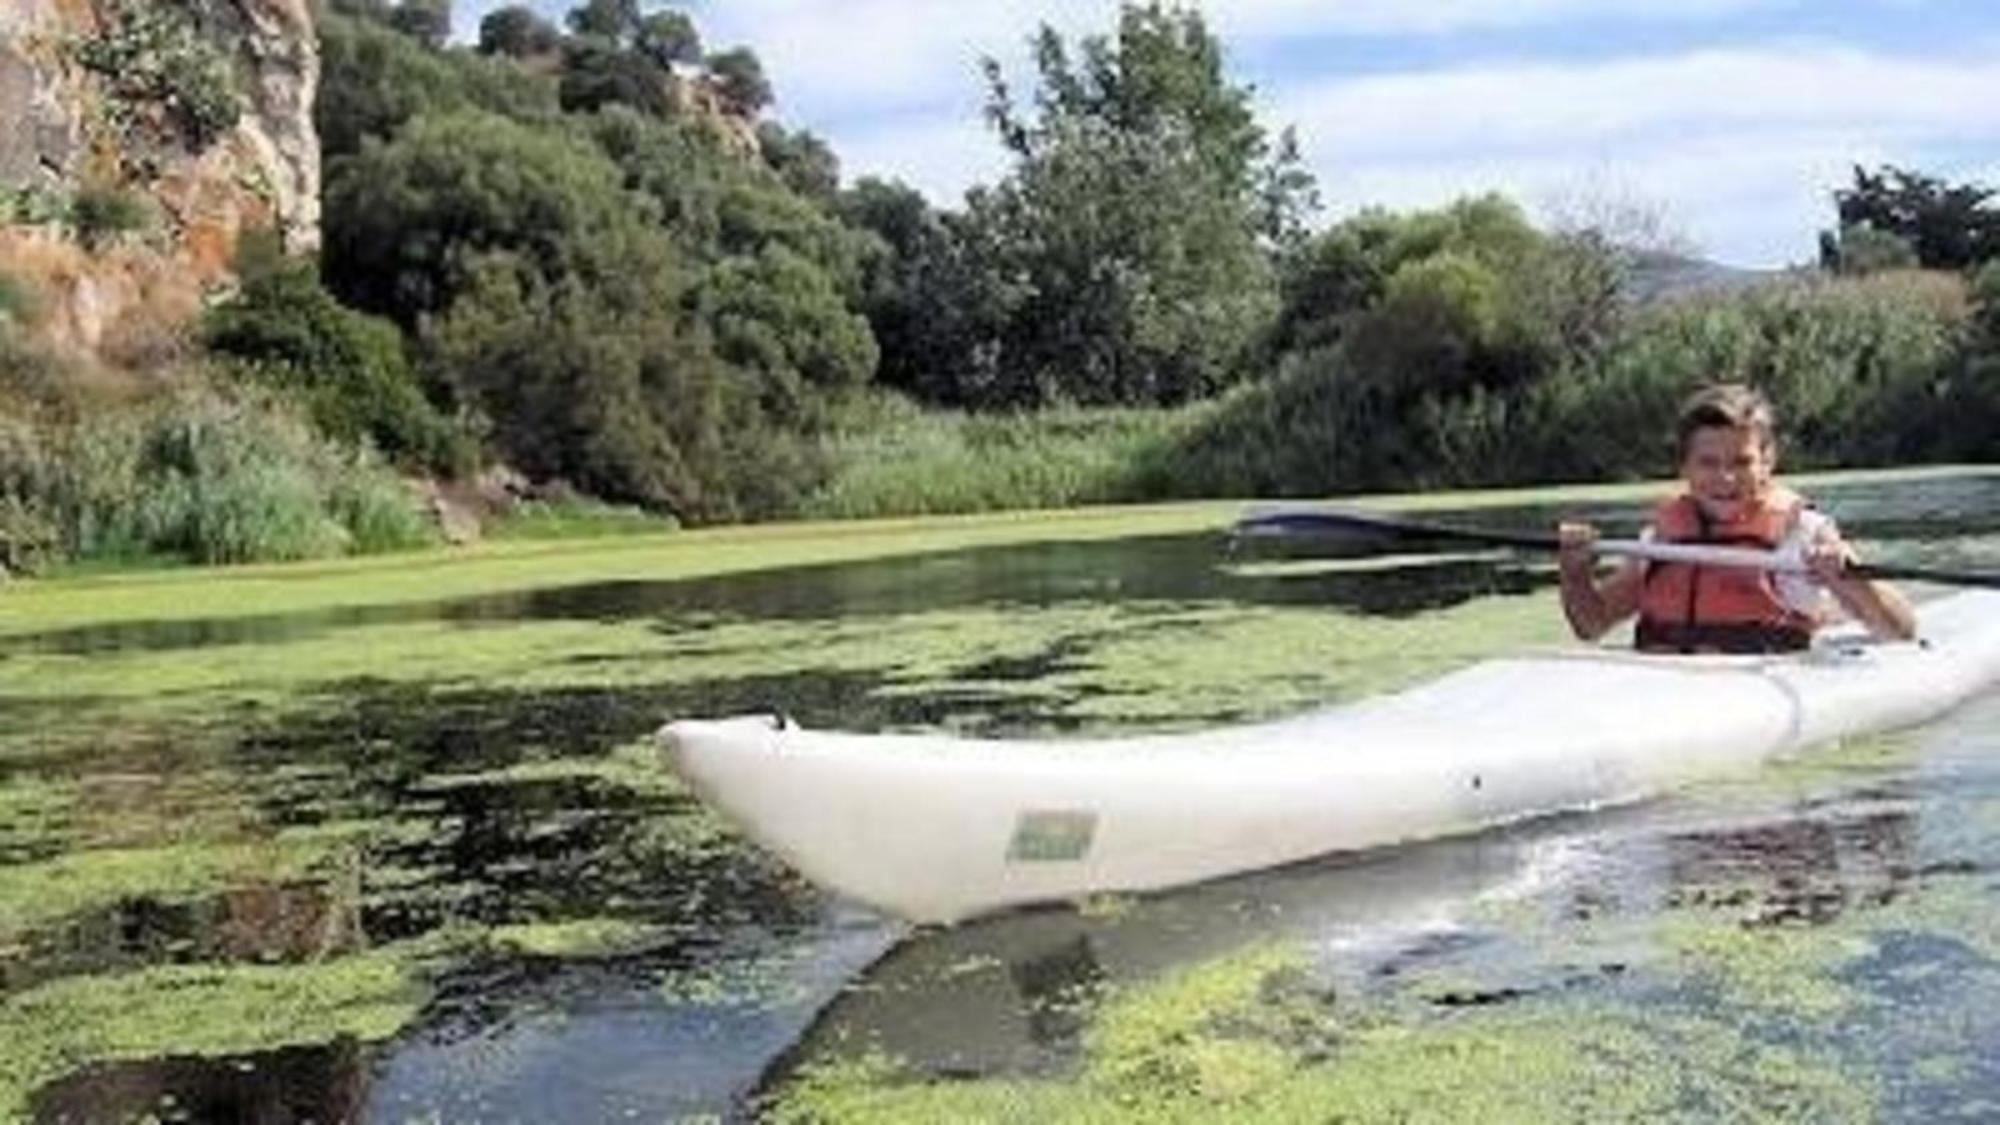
[967,2,1314,407]
[635,9,702,68]
[1826,164,2000,271]
[565,0,641,43]
[1277,197,1534,338]
[707,46,773,113]
[559,33,675,116]
[837,177,1017,404]
[321,110,660,328]
[758,123,839,201]
[586,107,879,413]
[317,12,558,157]
[478,5,560,57]
[387,0,451,49]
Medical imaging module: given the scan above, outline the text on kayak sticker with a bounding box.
[1007,810,1097,863]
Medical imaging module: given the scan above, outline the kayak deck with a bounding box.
[658,590,2000,924]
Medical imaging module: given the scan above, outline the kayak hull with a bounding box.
[658,590,2000,924]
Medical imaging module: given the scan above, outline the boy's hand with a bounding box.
[1556,521,1598,575]
[1802,527,1856,585]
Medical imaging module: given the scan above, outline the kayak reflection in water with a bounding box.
[1556,383,1917,654]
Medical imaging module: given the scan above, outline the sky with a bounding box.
[451,1,2000,268]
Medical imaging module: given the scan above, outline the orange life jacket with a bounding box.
[1634,487,1818,654]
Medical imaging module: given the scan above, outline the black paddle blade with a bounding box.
[1232,508,1561,554]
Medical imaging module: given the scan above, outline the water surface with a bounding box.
[3,471,1998,1122]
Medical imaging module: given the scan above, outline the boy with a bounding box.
[1558,383,1916,653]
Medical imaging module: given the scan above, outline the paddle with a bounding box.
[1232,506,2000,589]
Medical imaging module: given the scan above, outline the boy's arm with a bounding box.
[1558,523,1643,641]
[1801,521,1918,641]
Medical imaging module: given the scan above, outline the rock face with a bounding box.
[0,0,319,367]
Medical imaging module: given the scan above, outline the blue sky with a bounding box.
[452,1,2000,267]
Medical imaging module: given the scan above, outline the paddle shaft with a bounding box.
[1233,508,2000,589]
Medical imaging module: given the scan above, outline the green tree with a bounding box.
[428,252,822,520]
[477,5,560,57]
[559,33,676,116]
[322,109,658,328]
[587,107,878,413]
[969,2,1313,406]
[635,9,702,68]
[1976,259,2000,341]
[758,123,839,202]
[566,0,641,43]
[836,177,1017,405]
[317,12,558,157]
[388,0,452,48]
[707,46,773,113]
[1825,164,2000,271]
[699,244,879,420]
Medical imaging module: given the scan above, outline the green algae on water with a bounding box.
[0,950,429,1121]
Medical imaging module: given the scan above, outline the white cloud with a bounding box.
[1196,0,1787,38]
[1279,46,2000,160]
[680,0,1797,116]
[1276,45,2000,264]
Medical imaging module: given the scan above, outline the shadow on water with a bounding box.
[34,1041,375,1125]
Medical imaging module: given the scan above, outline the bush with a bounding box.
[204,243,473,473]
[0,381,433,567]
[69,186,151,250]
[0,184,67,227]
[72,0,241,150]
[1828,223,1920,276]
[0,272,36,329]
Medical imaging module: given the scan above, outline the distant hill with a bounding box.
[1622,251,1794,304]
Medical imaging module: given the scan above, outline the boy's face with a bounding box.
[1680,424,1774,522]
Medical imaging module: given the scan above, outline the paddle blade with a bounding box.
[1232,507,1560,554]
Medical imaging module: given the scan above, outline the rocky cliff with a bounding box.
[0,0,318,367]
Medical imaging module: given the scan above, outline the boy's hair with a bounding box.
[1676,383,1776,457]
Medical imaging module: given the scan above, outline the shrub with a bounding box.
[0,272,36,329]
[0,184,67,227]
[204,244,473,473]
[0,381,433,567]
[68,186,152,251]
[1828,223,1920,276]
[73,0,241,150]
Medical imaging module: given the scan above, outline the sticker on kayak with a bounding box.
[1007,810,1097,863]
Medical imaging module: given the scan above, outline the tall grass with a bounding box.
[0,370,432,569]
[800,391,1213,518]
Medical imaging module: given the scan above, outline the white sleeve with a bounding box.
[1774,509,1837,616]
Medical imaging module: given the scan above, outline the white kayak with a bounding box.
[657,589,2000,924]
